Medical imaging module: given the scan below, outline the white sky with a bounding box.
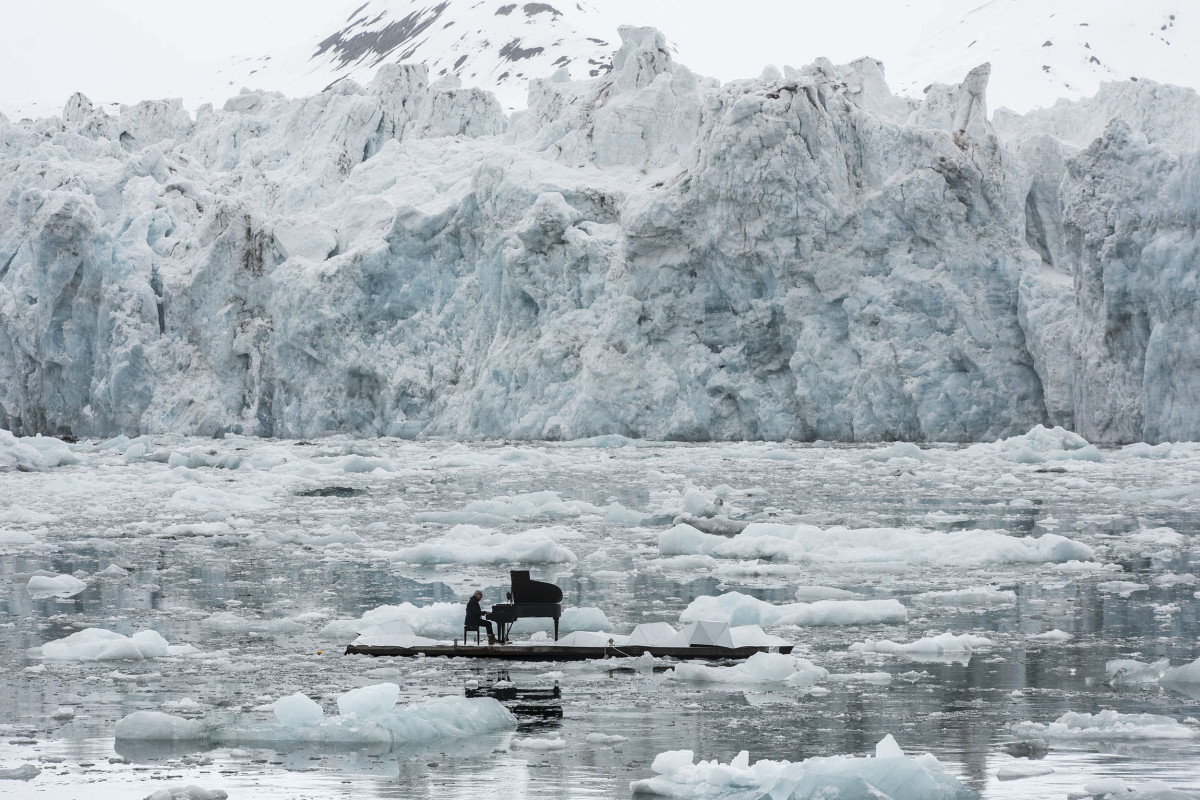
[0,0,944,116]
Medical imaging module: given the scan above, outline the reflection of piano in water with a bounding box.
[485,570,563,643]
[466,669,562,730]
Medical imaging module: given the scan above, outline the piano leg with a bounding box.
[553,617,559,642]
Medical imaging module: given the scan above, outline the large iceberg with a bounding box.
[1,27,1198,443]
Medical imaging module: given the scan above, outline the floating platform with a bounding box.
[344,643,793,661]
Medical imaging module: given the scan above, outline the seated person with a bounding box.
[465,589,496,644]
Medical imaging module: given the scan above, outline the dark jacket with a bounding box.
[465,596,485,626]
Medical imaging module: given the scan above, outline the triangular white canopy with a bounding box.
[626,622,690,647]
[680,620,735,648]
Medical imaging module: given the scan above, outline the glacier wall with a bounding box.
[1,27,1197,443]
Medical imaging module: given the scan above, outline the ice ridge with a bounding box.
[1,28,1198,443]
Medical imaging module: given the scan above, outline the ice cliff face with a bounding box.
[1,28,1197,443]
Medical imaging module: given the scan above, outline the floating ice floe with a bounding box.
[681,592,908,627]
[913,586,1017,608]
[0,529,40,547]
[1107,658,1170,688]
[201,612,305,635]
[1083,779,1200,800]
[1027,629,1072,643]
[965,425,1102,464]
[0,764,42,781]
[0,429,81,469]
[512,736,567,750]
[388,524,577,565]
[273,692,324,726]
[659,522,1093,567]
[1154,573,1199,587]
[1160,656,1200,690]
[586,733,628,745]
[996,761,1054,780]
[325,602,609,640]
[42,628,194,660]
[792,585,862,602]
[115,711,209,741]
[670,652,828,687]
[416,490,610,525]
[1011,710,1197,740]
[430,449,551,468]
[864,442,934,462]
[117,690,516,746]
[630,735,970,799]
[0,506,57,524]
[145,786,228,800]
[352,620,438,648]
[1097,581,1150,597]
[166,486,277,514]
[251,525,363,548]
[850,632,993,663]
[26,573,86,599]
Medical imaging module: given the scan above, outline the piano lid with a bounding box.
[510,570,563,604]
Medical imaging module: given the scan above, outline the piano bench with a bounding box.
[464,625,481,645]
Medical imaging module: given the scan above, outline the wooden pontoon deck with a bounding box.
[344,643,793,661]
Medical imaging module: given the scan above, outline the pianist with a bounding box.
[465,590,497,645]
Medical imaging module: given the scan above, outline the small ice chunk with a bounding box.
[671,652,828,687]
[273,692,324,726]
[875,734,904,758]
[1097,580,1149,597]
[651,750,695,773]
[512,736,567,750]
[144,786,229,800]
[793,585,859,602]
[681,487,717,516]
[1012,709,1196,740]
[997,762,1054,780]
[42,628,171,660]
[1107,658,1169,687]
[114,711,208,741]
[27,573,86,599]
[336,683,400,717]
[0,764,41,781]
[586,733,628,745]
[1161,656,1200,689]
[1028,629,1072,643]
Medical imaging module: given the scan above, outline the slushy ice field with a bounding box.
[2,427,1200,799]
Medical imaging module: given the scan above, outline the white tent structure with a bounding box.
[680,620,735,648]
[729,624,791,648]
[625,622,690,648]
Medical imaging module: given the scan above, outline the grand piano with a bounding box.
[486,570,563,643]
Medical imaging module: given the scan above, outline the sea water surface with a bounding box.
[1,433,1199,798]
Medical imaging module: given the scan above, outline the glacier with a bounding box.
[1,26,1198,443]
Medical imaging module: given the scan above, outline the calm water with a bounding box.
[1,437,1199,798]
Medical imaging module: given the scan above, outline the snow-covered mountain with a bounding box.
[198,0,618,112]
[2,26,1198,443]
[174,0,1200,116]
[891,0,1196,112]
